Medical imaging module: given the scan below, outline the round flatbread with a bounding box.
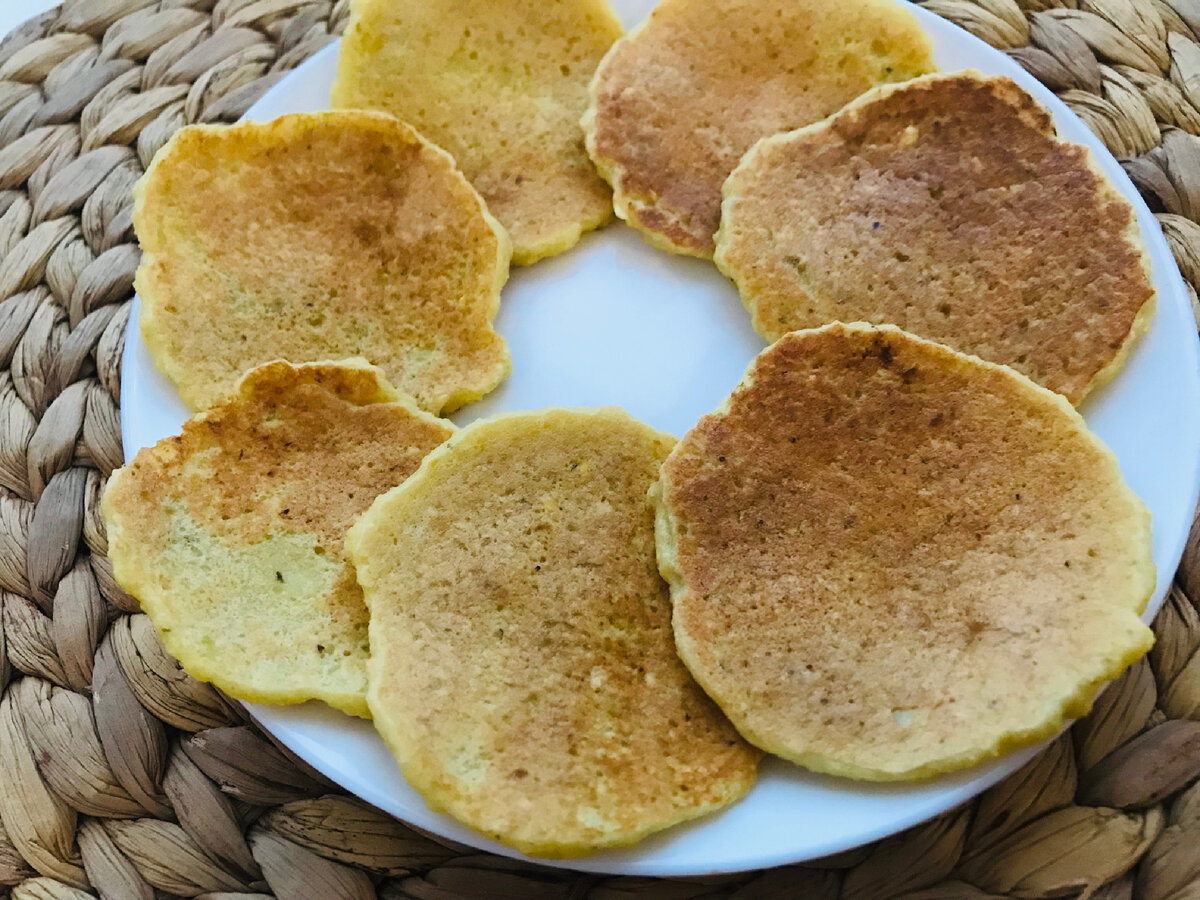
[715,72,1156,405]
[331,0,623,265]
[583,0,934,257]
[102,360,454,718]
[133,111,510,413]
[346,408,760,856]
[655,323,1155,781]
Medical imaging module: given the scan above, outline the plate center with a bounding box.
[456,227,763,436]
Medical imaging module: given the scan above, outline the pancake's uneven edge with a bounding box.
[655,322,1156,780]
[580,118,711,260]
[510,200,615,267]
[511,0,624,265]
[1073,144,1159,403]
[362,662,756,857]
[396,117,513,415]
[131,122,218,413]
[233,357,460,429]
[581,13,707,259]
[133,112,513,414]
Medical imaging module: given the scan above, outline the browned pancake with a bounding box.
[134,111,510,413]
[332,0,623,264]
[584,0,934,256]
[716,72,1156,404]
[346,408,759,855]
[103,360,454,717]
[655,324,1155,780]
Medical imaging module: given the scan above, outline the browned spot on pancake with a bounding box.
[585,0,934,256]
[346,409,759,856]
[657,324,1154,780]
[352,220,381,245]
[716,72,1155,404]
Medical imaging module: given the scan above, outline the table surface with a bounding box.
[1,1,61,45]
[0,0,1190,892]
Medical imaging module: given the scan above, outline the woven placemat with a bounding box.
[0,0,1198,897]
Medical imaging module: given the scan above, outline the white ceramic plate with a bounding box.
[121,0,1200,877]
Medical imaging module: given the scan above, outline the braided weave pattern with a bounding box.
[0,0,1198,897]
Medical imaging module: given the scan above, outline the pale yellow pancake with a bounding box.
[584,0,935,257]
[133,111,510,413]
[346,408,760,856]
[332,0,623,265]
[655,324,1155,781]
[102,360,454,718]
[716,72,1155,405]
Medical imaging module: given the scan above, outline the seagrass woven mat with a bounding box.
[1,0,1199,898]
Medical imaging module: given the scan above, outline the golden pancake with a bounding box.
[583,0,934,257]
[715,72,1156,405]
[345,408,759,856]
[102,360,454,718]
[655,323,1155,781]
[133,111,510,413]
[331,0,622,265]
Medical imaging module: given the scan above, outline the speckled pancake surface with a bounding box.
[583,0,934,257]
[133,111,510,413]
[655,324,1155,781]
[331,0,622,265]
[716,72,1155,405]
[102,360,454,718]
[346,408,760,857]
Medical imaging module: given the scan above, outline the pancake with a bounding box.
[715,71,1156,405]
[345,408,760,856]
[133,111,510,413]
[331,0,623,265]
[102,360,454,718]
[583,0,934,257]
[654,323,1155,781]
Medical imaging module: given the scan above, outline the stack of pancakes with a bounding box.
[105,0,1160,858]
